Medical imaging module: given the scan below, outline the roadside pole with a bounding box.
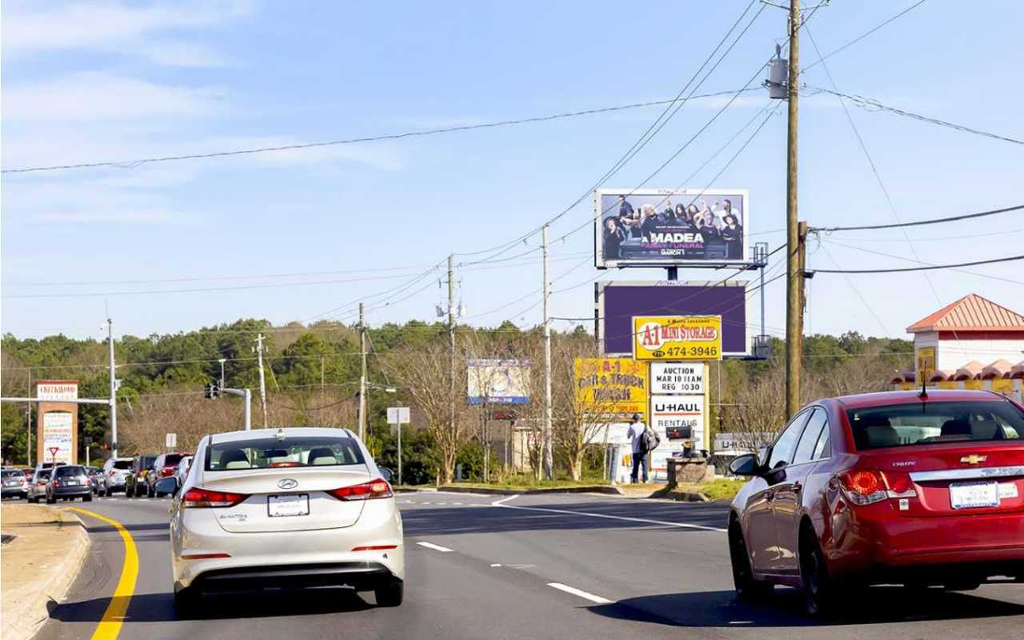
[784,0,803,419]
[542,224,554,480]
[108,318,118,459]
[358,303,368,442]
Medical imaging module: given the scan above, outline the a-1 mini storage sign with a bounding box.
[650,362,705,394]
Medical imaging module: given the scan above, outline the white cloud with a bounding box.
[2,71,229,121]
[30,209,193,225]
[1,0,252,66]
[139,40,237,68]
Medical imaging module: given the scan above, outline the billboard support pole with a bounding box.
[784,0,803,419]
[542,225,554,480]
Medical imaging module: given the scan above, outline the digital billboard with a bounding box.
[596,280,749,357]
[594,188,748,268]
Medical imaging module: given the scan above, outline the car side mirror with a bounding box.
[155,477,177,495]
[728,453,759,477]
[378,467,393,483]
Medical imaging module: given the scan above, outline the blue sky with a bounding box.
[3,0,1023,345]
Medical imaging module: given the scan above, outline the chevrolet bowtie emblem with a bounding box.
[961,455,987,465]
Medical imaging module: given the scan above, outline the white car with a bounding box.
[167,427,404,615]
[100,457,133,495]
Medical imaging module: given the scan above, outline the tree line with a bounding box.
[1,319,912,482]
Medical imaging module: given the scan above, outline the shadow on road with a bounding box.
[402,501,729,537]
[50,588,374,623]
[587,586,1024,628]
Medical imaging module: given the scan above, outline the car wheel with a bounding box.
[374,577,404,607]
[729,522,772,601]
[799,527,837,619]
[46,495,56,504]
[147,484,155,498]
[84,493,93,502]
[174,587,201,618]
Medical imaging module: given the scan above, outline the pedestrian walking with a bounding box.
[626,413,649,483]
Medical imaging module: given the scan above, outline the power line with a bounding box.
[811,254,1024,274]
[0,89,761,176]
[804,86,1024,147]
[809,204,1024,233]
[803,0,930,72]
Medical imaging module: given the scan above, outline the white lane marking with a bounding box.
[420,501,432,505]
[452,502,463,506]
[417,541,453,553]
[490,494,520,506]
[496,504,726,532]
[490,563,502,567]
[547,582,612,605]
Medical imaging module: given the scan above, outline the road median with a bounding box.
[1,504,90,640]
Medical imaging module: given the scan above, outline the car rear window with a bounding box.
[162,454,184,466]
[205,436,366,471]
[112,460,132,470]
[3,470,24,478]
[36,470,52,480]
[847,400,1024,450]
[141,456,156,468]
[55,466,86,477]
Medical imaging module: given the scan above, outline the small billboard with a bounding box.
[596,280,749,357]
[574,358,649,420]
[633,316,722,361]
[467,359,531,405]
[595,188,748,268]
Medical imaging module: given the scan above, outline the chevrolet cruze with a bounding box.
[168,427,404,615]
[727,390,1024,617]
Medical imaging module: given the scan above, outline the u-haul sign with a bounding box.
[650,395,705,450]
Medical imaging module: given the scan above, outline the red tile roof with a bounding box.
[907,293,1024,333]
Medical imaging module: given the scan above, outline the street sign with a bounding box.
[650,362,706,394]
[650,395,706,449]
[632,315,722,361]
[48,446,60,462]
[386,407,410,425]
[915,346,936,386]
[165,433,177,448]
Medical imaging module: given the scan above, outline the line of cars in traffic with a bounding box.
[1,451,193,503]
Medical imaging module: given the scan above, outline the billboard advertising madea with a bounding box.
[595,188,748,268]
[596,281,749,357]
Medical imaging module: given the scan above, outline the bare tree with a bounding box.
[722,369,787,455]
[550,335,616,481]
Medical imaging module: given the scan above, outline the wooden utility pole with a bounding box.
[255,333,269,428]
[785,0,803,419]
[542,225,554,479]
[358,303,367,441]
[448,255,457,453]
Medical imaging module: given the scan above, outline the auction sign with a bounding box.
[594,188,748,268]
[650,362,705,394]
[574,358,648,420]
[467,359,531,405]
[633,316,722,361]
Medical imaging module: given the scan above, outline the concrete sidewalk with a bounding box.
[1,504,90,640]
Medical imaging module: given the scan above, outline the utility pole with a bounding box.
[26,368,32,467]
[108,318,118,459]
[255,333,269,428]
[448,255,456,456]
[218,358,226,388]
[542,225,554,480]
[358,303,368,441]
[784,0,803,419]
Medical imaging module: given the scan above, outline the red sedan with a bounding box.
[727,389,1024,617]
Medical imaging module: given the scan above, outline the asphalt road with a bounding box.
[21,491,1024,640]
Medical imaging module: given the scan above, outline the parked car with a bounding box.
[146,453,190,497]
[172,456,193,492]
[126,455,157,498]
[45,465,93,503]
[2,469,29,500]
[84,466,103,494]
[167,427,404,616]
[100,458,133,496]
[727,389,1024,618]
[27,469,52,503]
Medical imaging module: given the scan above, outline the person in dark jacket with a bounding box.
[721,214,743,258]
[603,217,625,259]
[618,195,634,219]
[640,205,660,241]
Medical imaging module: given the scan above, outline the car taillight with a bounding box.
[328,479,393,501]
[37,480,47,486]
[160,467,175,477]
[881,470,917,499]
[52,479,61,488]
[180,487,248,508]
[839,470,887,505]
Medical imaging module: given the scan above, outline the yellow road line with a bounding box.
[65,508,139,640]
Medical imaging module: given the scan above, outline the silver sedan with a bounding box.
[167,427,404,616]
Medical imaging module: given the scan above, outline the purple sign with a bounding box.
[597,281,749,356]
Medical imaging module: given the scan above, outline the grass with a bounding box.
[439,475,611,491]
[670,478,747,501]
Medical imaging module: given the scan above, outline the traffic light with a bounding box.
[204,382,220,399]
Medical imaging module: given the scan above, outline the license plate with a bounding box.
[950,481,1000,509]
[67,480,79,486]
[268,494,309,517]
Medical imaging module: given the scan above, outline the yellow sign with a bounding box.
[963,379,984,390]
[915,347,936,385]
[632,315,722,361]
[938,380,957,390]
[574,358,649,419]
[992,378,1013,394]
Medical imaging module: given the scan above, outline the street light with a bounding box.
[218,359,227,387]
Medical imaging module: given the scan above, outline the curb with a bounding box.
[0,509,90,640]
[437,485,624,496]
[649,488,711,502]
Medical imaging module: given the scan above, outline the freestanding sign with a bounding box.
[386,407,411,486]
[650,362,705,394]
[35,381,79,466]
[467,359,531,405]
[650,395,706,449]
[42,412,74,465]
[574,358,649,420]
[166,433,177,449]
[633,316,722,361]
